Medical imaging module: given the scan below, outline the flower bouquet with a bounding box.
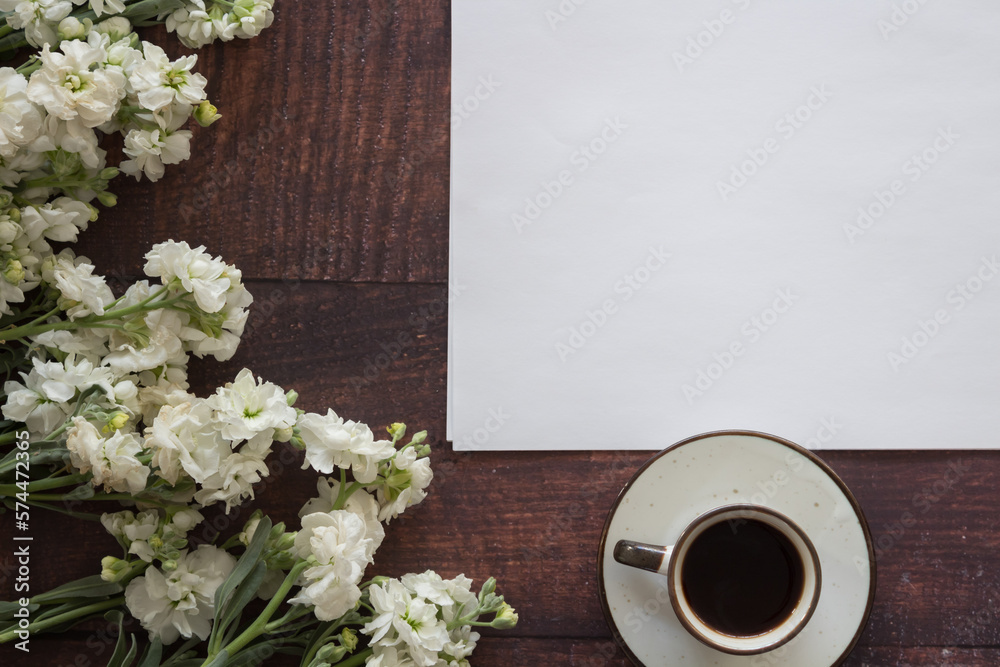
[0,3,517,666]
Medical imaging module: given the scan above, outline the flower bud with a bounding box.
[274,425,294,442]
[2,259,24,285]
[490,603,519,629]
[340,628,358,651]
[100,556,130,582]
[58,17,91,41]
[285,389,298,406]
[94,17,132,42]
[313,643,348,665]
[99,167,120,181]
[6,207,20,223]
[96,190,118,207]
[0,219,20,243]
[387,423,407,440]
[239,510,264,546]
[104,411,130,432]
[194,100,222,127]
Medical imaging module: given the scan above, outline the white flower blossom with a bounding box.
[42,250,114,319]
[289,511,373,620]
[103,307,187,375]
[364,578,451,667]
[124,544,235,645]
[28,115,106,169]
[371,447,433,523]
[145,399,231,486]
[0,68,43,158]
[0,0,73,48]
[143,240,239,313]
[20,197,94,244]
[232,0,274,39]
[297,410,396,483]
[207,368,295,443]
[166,1,238,49]
[129,42,207,111]
[2,355,115,435]
[90,0,125,17]
[66,416,150,493]
[27,39,127,127]
[119,119,192,182]
[299,477,385,559]
[192,449,268,511]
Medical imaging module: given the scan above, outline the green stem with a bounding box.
[332,648,374,667]
[0,596,124,643]
[206,561,309,664]
[0,473,89,496]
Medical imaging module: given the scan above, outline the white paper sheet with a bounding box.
[448,0,1000,451]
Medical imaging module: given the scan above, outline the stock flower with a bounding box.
[20,197,94,245]
[2,355,115,434]
[289,510,374,620]
[89,0,125,17]
[192,450,269,511]
[29,115,106,168]
[207,368,296,443]
[299,477,385,559]
[145,399,231,486]
[298,410,396,483]
[124,544,236,645]
[42,250,115,318]
[364,578,451,667]
[0,68,43,158]
[66,416,150,494]
[144,240,236,313]
[0,0,73,47]
[129,42,207,111]
[166,1,234,49]
[371,447,434,522]
[232,0,275,39]
[119,122,192,182]
[27,39,126,127]
[103,307,187,375]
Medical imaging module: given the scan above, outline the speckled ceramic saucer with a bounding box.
[598,431,875,667]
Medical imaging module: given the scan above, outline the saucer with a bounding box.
[598,431,875,667]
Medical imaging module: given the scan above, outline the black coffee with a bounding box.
[681,518,804,637]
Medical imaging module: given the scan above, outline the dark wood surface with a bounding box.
[3,2,1000,665]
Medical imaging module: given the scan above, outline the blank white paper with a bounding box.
[448,0,1000,450]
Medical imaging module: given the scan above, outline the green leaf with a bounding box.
[33,575,123,604]
[105,610,135,667]
[217,561,266,638]
[212,516,271,631]
[137,637,162,667]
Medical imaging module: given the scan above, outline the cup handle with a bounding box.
[613,540,673,576]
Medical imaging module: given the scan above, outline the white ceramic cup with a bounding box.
[613,504,821,655]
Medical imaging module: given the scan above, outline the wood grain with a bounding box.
[3,0,999,665]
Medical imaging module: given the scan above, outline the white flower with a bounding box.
[166,1,235,49]
[101,509,159,560]
[232,0,274,39]
[0,68,43,157]
[124,544,236,645]
[371,447,434,523]
[143,240,238,313]
[66,416,150,494]
[289,511,373,620]
[364,578,451,667]
[129,42,207,111]
[90,0,125,17]
[103,307,187,375]
[135,367,192,426]
[145,399,231,486]
[297,410,396,483]
[119,119,192,182]
[28,115,106,169]
[299,477,385,559]
[0,0,73,47]
[207,368,295,443]
[41,250,114,319]
[27,40,126,127]
[20,197,94,244]
[2,355,115,435]
[192,449,268,511]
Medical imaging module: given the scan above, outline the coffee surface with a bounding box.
[681,518,804,637]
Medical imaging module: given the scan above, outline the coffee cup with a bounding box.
[613,503,821,655]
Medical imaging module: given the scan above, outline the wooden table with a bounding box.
[3,3,999,665]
